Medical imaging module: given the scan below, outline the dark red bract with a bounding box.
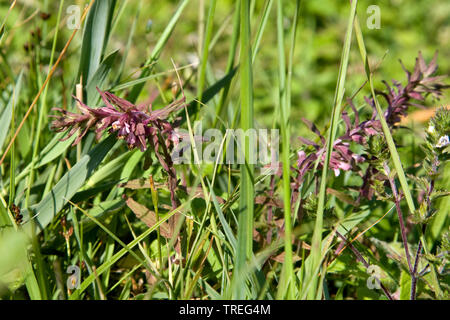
[50,87,184,152]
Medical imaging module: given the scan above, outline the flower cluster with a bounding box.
[295,52,449,200]
[51,87,184,152]
[375,51,449,126]
[51,87,186,209]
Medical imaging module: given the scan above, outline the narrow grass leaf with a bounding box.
[86,49,119,105]
[127,0,190,102]
[307,0,357,299]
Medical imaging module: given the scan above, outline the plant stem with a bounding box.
[277,0,295,299]
[383,162,413,274]
[233,0,254,299]
[150,176,163,272]
[336,231,394,300]
[410,240,422,300]
[411,153,438,299]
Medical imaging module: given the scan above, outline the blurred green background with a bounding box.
[2,0,449,135]
[0,0,449,300]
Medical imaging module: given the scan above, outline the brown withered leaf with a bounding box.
[254,195,283,208]
[125,197,172,239]
[119,180,227,204]
[119,178,166,190]
[270,252,302,263]
[327,187,357,206]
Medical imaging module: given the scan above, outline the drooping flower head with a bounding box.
[51,87,184,152]
[51,87,186,210]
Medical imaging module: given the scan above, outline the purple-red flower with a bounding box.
[51,87,184,152]
[369,51,448,126]
[296,117,367,180]
[294,52,449,200]
[51,87,186,210]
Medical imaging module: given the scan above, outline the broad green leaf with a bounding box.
[36,132,76,168]
[86,49,119,106]
[23,135,117,235]
[84,149,131,188]
[399,270,412,300]
[72,181,119,203]
[0,71,23,151]
[78,0,117,98]
[337,208,371,235]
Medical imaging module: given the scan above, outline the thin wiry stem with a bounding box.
[336,231,394,300]
[411,153,438,299]
[410,240,422,300]
[383,162,414,274]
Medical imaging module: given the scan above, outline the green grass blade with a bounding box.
[0,71,23,152]
[232,0,254,300]
[113,1,139,85]
[69,202,151,273]
[307,0,357,299]
[252,0,273,63]
[86,49,119,105]
[276,0,301,299]
[69,203,183,299]
[276,0,295,299]
[26,0,65,210]
[207,179,237,253]
[214,0,240,127]
[83,149,131,188]
[196,0,217,115]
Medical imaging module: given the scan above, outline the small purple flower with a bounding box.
[296,117,367,181]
